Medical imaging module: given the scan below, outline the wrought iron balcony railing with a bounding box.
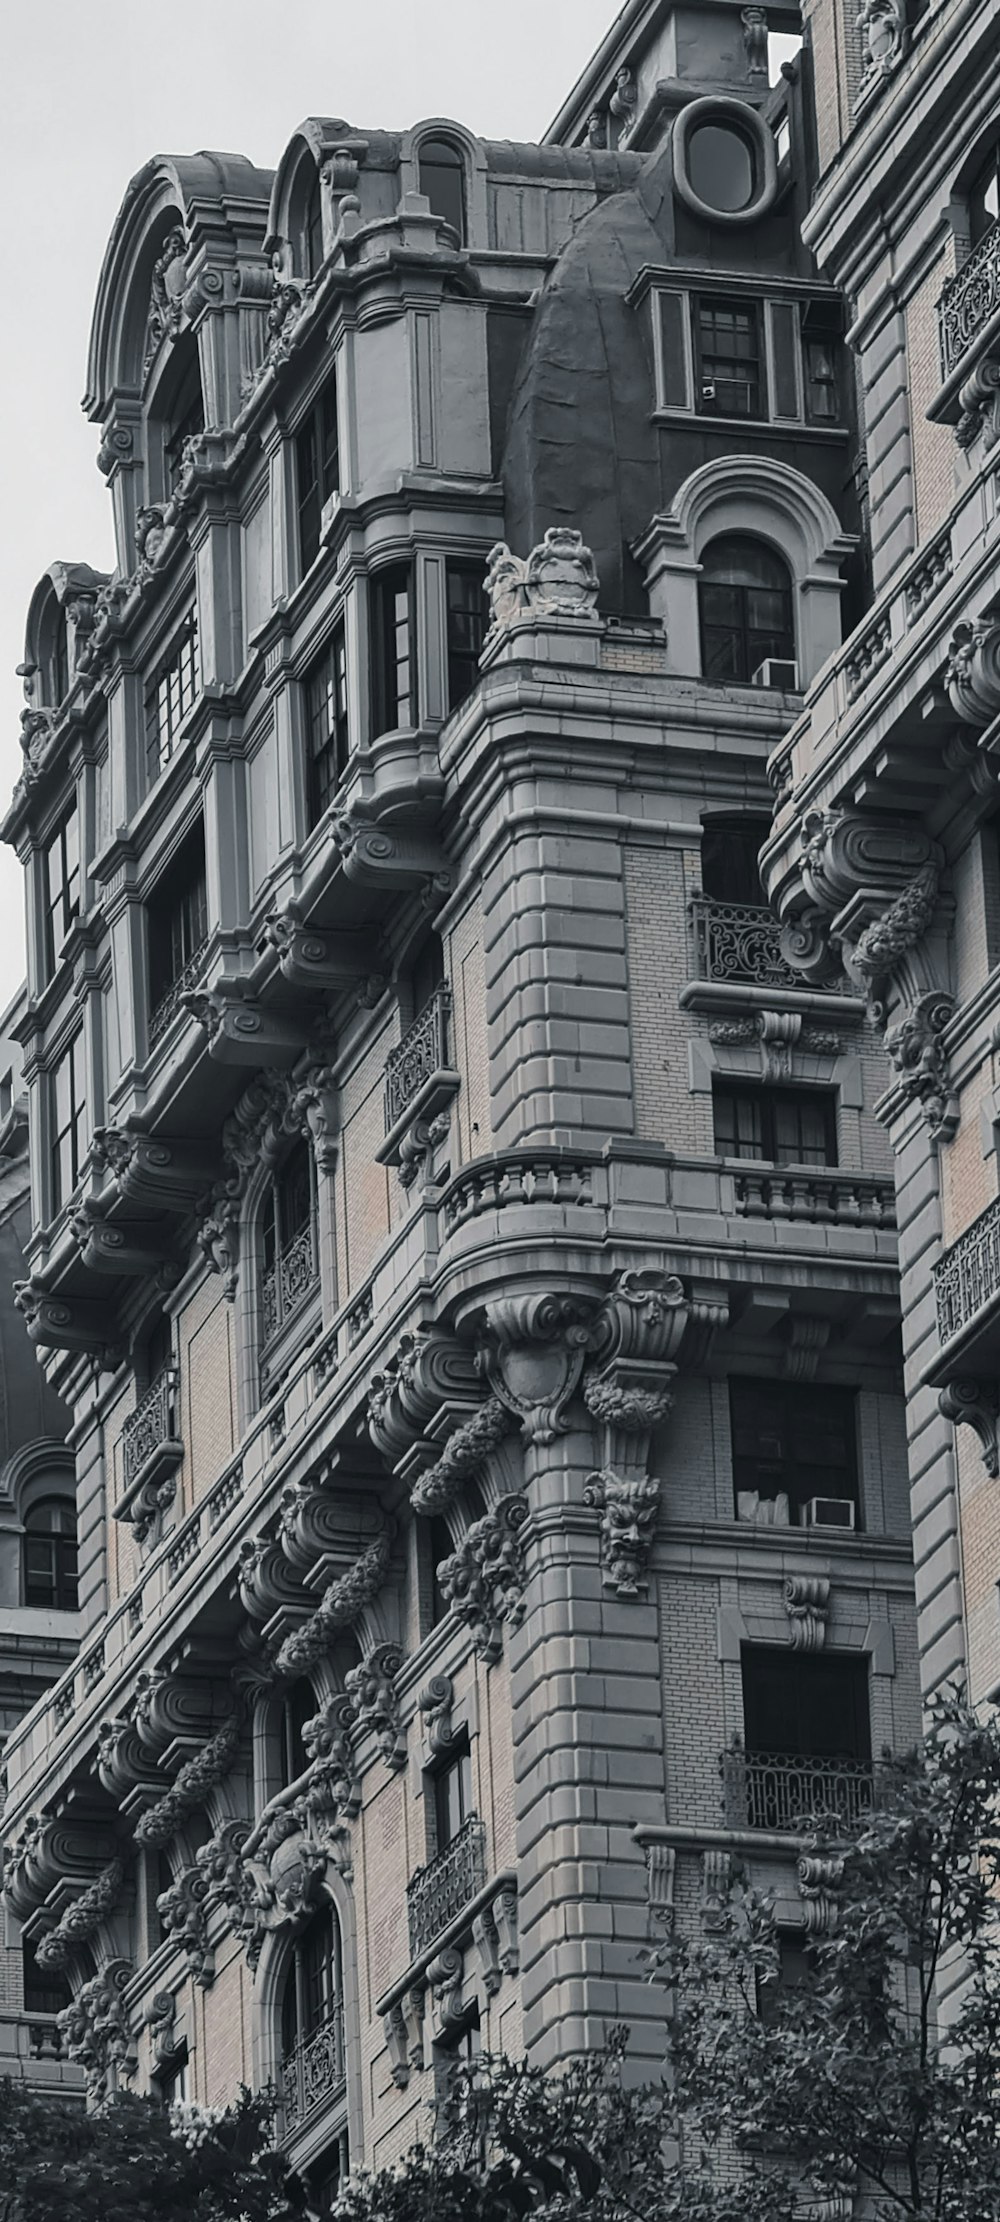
[384,982,452,1131]
[689,893,801,991]
[720,1745,874,1834]
[406,1814,486,1959]
[281,2004,345,2134]
[938,217,1000,378]
[261,1221,319,1345]
[121,1365,180,1492]
[148,935,210,1047]
[934,1194,1000,1345]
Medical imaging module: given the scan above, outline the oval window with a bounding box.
[687,122,755,212]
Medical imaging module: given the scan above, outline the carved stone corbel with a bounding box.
[478,1291,595,1445]
[13,1281,122,1367]
[264,909,387,1003]
[435,1498,529,1663]
[33,1858,126,1971]
[883,991,958,1144]
[427,1943,467,2034]
[344,1642,406,1770]
[330,812,451,894]
[583,1270,688,1446]
[584,1469,660,1597]
[91,1128,219,1214]
[939,1379,1000,1478]
[798,1851,845,1936]
[419,1674,457,1761]
[368,1327,482,1471]
[945,616,1000,726]
[645,1843,677,1931]
[472,1902,503,1995]
[58,1958,136,2101]
[784,1575,831,1651]
[182,992,306,1068]
[384,2000,410,2087]
[701,1848,732,1931]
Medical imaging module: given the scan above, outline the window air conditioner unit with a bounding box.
[752,657,799,691]
[701,381,718,405]
[803,1496,856,1531]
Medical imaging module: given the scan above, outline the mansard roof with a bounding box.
[84,150,273,420]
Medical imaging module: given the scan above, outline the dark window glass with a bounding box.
[296,376,340,574]
[304,625,349,823]
[281,1905,341,2057]
[144,609,200,785]
[700,816,771,906]
[281,1679,316,1789]
[698,535,794,682]
[418,138,466,242]
[50,619,69,708]
[159,2053,189,2106]
[409,932,445,1022]
[713,1084,836,1167]
[372,565,417,735]
[163,358,205,494]
[24,1496,78,1610]
[741,1647,871,1764]
[804,337,839,422]
[49,1030,87,1213]
[428,1513,454,1628]
[730,1378,859,1522]
[757,1935,815,2025]
[261,1140,317,1349]
[23,1937,70,2018]
[434,1742,473,1852]
[147,827,209,1038]
[309,2138,350,2215]
[304,169,324,277]
[970,143,1000,247]
[688,122,756,212]
[446,564,488,711]
[695,300,764,419]
[44,807,81,975]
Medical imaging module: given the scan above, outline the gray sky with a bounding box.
[0,0,617,1008]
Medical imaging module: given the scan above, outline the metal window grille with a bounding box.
[384,982,451,1131]
[934,1194,1000,1343]
[406,1814,486,1957]
[121,1365,179,1491]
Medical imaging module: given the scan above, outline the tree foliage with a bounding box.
[0,2083,308,2222]
[7,1697,1000,2220]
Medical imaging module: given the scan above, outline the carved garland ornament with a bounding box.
[436,1496,530,1663]
[274,1528,392,1680]
[133,1716,242,1850]
[34,1857,126,1971]
[58,1959,136,2101]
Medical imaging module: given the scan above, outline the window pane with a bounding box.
[699,535,793,682]
[418,139,466,241]
[688,124,755,212]
[701,817,771,905]
[446,564,487,710]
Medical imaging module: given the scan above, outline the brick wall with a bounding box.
[181,1276,236,1512]
[906,256,958,542]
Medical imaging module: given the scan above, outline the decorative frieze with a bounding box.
[584,1469,660,1597]
[784,1575,831,1651]
[435,1496,529,1663]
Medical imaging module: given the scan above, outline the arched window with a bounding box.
[698,535,794,683]
[280,1905,345,2125]
[418,138,466,243]
[260,1140,318,1350]
[162,349,205,496]
[23,1497,78,1611]
[969,141,1000,247]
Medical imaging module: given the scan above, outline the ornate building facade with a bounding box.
[2,0,923,2197]
[762,0,1000,1768]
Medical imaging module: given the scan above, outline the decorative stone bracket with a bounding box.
[939,1379,1000,1477]
[784,1575,831,1652]
[379,1872,518,2089]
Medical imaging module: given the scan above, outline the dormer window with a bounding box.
[698,536,794,683]
[418,138,466,243]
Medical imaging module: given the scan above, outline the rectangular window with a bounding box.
[445,563,488,711]
[304,625,349,824]
[434,1742,473,1852]
[730,1378,859,1523]
[804,338,839,422]
[741,1648,871,1765]
[43,806,81,975]
[296,375,340,575]
[372,564,417,735]
[695,298,764,418]
[713,1084,837,1167]
[144,610,200,787]
[147,827,209,1042]
[49,1029,87,1213]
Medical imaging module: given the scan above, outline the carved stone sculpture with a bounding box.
[939,1380,1000,1478]
[485,528,600,635]
[945,617,1000,726]
[409,1397,513,1515]
[436,1496,530,1662]
[274,1528,392,1679]
[58,1959,136,2100]
[741,5,768,72]
[344,1642,406,1769]
[133,1715,242,1849]
[856,0,905,90]
[608,67,638,135]
[584,1468,660,1596]
[34,1857,126,1970]
[883,991,958,1144]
